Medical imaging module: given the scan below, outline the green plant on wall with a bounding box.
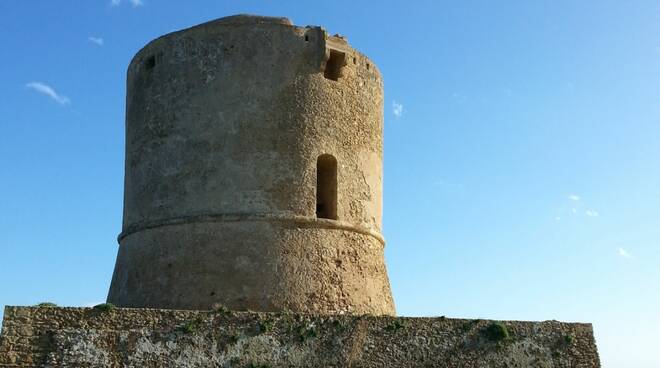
[179,317,203,334]
[258,319,273,334]
[385,319,406,332]
[247,363,270,368]
[297,323,318,342]
[483,322,510,342]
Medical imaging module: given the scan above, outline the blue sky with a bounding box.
[1,1,659,366]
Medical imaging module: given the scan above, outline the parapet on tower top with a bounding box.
[194,14,295,26]
[130,14,380,85]
[108,15,394,316]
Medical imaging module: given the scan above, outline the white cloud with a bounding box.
[617,247,633,259]
[571,208,578,214]
[569,194,581,201]
[392,101,403,118]
[432,178,463,191]
[111,0,143,7]
[25,82,70,105]
[555,216,561,221]
[88,36,104,46]
[586,210,599,217]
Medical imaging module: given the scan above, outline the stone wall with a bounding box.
[0,306,600,367]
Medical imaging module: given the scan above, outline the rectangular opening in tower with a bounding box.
[323,50,346,81]
[316,154,338,220]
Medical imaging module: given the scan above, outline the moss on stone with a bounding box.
[35,302,58,308]
[93,303,115,312]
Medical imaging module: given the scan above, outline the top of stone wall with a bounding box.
[0,306,600,367]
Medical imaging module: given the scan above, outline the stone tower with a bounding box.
[107,15,395,316]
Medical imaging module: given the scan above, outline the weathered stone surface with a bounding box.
[108,14,394,315]
[0,307,600,367]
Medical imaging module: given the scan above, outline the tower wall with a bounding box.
[107,15,395,315]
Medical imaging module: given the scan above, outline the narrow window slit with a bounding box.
[144,55,156,70]
[316,154,337,220]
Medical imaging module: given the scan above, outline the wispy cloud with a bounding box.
[88,36,104,46]
[555,193,602,221]
[432,178,464,191]
[26,82,70,105]
[392,101,403,118]
[617,247,634,259]
[111,0,143,7]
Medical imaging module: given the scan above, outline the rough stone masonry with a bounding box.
[107,14,394,316]
[0,14,601,367]
[0,307,600,367]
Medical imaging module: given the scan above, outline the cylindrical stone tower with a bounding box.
[107,14,395,315]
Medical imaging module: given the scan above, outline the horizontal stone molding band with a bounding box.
[118,213,386,245]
